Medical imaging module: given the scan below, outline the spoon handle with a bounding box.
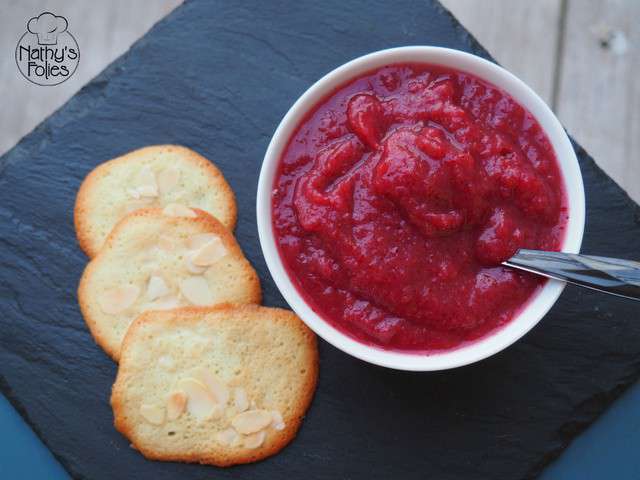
[503,249,640,301]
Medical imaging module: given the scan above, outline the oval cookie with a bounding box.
[111,304,318,466]
[77,208,260,360]
[74,145,237,257]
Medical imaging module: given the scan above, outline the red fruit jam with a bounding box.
[272,63,568,352]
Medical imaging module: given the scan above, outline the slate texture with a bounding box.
[1,1,639,479]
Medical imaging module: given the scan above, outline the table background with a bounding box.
[3,0,638,203]
[1,1,639,478]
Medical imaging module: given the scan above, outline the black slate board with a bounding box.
[1,1,639,478]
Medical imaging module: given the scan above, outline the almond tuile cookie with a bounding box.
[74,145,237,257]
[111,304,318,466]
[77,208,260,361]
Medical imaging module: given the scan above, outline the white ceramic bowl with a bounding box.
[257,46,585,371]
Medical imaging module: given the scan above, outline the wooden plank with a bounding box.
[0,0,182,156]
[556,0,640,204]
[439,0,562,105]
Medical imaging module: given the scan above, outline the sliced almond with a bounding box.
[157,166,181,194]
[124,197,154,213]
[184,251,207,274]
[145,295,180,311]
[194,368,230,405]
[211,404,224,419]
[163,203,196,218]
[231,409,273,435]
[127,187,141,199]
[157,233,177,252]
[167,391,187,421]
[179,276,213,305]
[178,378,217,421]
[233,387,249,412]
[140,254,159,271]
[243,430,266,449]
[134,165,158,190]
[98,285,140,315]
[158,355,174,369]
[137,184,159,198]
[231,432,244,447]
[192,237,227,266]
[188,233,219,250]
[271,410,285,431]
[215,427,240,446]
[139,403,165,425]
[146,275,170,301]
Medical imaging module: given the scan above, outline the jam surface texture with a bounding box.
[272,63,568,351]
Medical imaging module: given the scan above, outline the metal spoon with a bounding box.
[503,249,640,301]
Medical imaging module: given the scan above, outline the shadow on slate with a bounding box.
[1,0,639,478]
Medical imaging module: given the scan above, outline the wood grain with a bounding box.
[556,0,640,202]
[439,0,562,105]
[440,0,640,205]
[3,1,639,205]
[0,0,182,155]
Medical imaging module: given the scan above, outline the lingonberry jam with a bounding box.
[272,63,568,352]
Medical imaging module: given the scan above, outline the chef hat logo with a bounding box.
[27,12,68,45]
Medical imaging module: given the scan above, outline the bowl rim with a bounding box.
[257,46,586,371]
